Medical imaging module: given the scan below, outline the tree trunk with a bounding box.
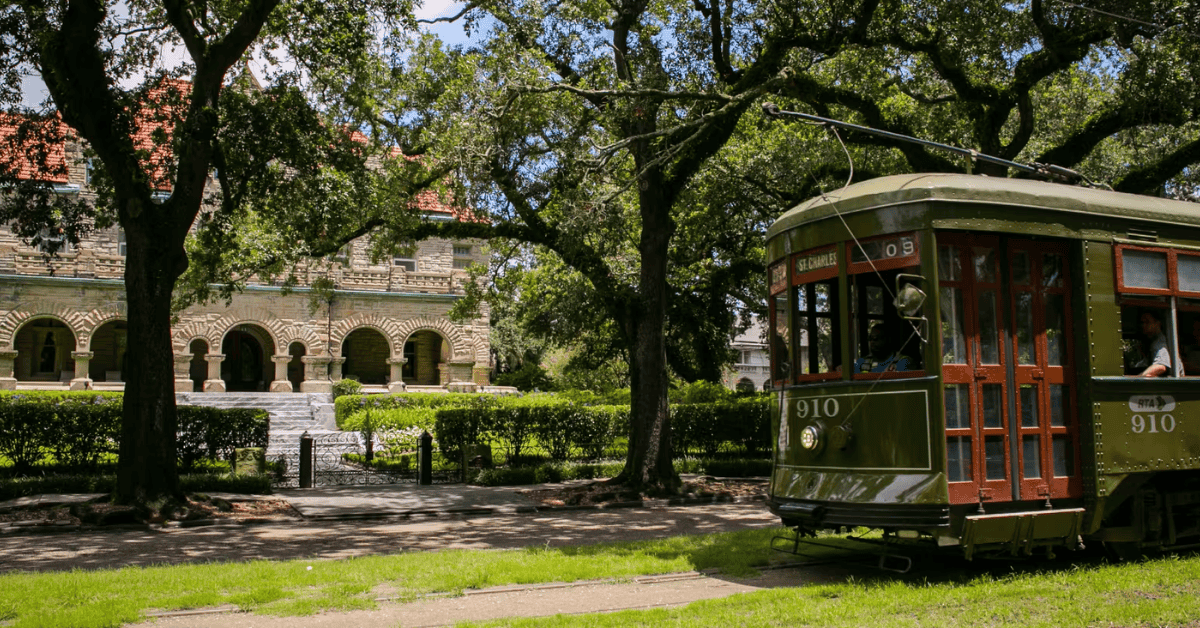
[616,185,679,492]
[114,214,187,504]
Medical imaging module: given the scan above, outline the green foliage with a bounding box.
[0,474,116,502]
[693,458,772,478]
[0,393,268,473]
[343,452,413,472]
[176,407,271,472]
[669,380,735,405]
[472,461,627,487]
[178,473,272,495]
[342,406,436,433]
[331,378,363,400]
[334,393,498,426]
[0,471,270,501]
[492,362,555,392]
[671,399,770,458]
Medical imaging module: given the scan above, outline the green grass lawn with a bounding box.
[463,552,1200,628]
[3,530,1199,628]
[0,527,795,628]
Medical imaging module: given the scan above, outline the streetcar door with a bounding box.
[940,235,1082,506]
[1008,241,1082,501]
[939,235,1014,504]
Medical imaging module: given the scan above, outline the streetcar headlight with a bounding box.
[799,425,823,451]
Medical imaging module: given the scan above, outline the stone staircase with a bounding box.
[175,392,338,458]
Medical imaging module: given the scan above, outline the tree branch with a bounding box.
[1114,136,1200,195]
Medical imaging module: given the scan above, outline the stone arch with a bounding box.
[87,319,129,382]
[471,335,490,366]
[219,322,276,392]
[276,326,325,357]
[11,315,79,382]
[210,308,287,354]
[171,319,219,354]
[0,301,89,349]
[329,313,403,358]
[77,302,127,352]
[395,316,468,360]
[340,327,391,385]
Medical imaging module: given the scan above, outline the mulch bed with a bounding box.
[520,477,767,507]
[0,497,301,528]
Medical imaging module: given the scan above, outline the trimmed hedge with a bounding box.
[433,397,767,465]
[672,398,770,458]
[0,391,269,472]
[0,472,271,501]
[334,391,768,466]
[334,392,499,426]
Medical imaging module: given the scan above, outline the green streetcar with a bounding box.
[765,173,1200,560]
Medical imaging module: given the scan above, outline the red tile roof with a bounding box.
[0,113,71,184]
[3,82,483,223]
[130,80,187,191]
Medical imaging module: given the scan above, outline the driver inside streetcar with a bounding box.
[854,322,911,373]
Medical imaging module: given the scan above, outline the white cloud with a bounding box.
[415,0,465,20]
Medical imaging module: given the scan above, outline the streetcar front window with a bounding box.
[847,233,924,376]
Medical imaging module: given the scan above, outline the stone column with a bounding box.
[270,354,293,393]
[203,353,226,393]
[300,355,333,393]
[437,361,448,386]
[69,351,94,391]
[173,352,194,393]
[387,357,407,393]
[0,350,18,390]
[445,360,477,392]
[330,357,346,382]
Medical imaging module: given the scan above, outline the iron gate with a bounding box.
[272,431,462,488]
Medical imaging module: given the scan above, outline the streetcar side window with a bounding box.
[1115,245,1200,378]
[789,246,841,381]
[795,279,841,375]
[1120,303,1173,377]
[768,262,790,386]
[1180,301,1200,377]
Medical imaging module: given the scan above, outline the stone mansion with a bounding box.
[0,126,491,395]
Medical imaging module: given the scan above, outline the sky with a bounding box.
[18,0,471,109]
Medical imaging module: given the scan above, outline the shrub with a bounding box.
[573,406,627,460]
[471,461,626,486]
[699,458,772,477]
[331,377,363,399]
[334,392,499,426]
[671,398,769,457]
[493,363,554,392]
[433,407,491,463]
[179,472,272,495]
[342,406,437,433]
[176,407,270,471]
[669,380,734,405]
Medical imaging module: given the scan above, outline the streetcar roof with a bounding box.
[767,173,1200,240]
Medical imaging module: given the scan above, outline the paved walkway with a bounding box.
[274,483,549,519]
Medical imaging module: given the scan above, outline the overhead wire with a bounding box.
[797,121,928,425]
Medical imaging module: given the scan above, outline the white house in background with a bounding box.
[725,317,770,391]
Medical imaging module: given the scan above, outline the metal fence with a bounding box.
[272,431,462,488]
